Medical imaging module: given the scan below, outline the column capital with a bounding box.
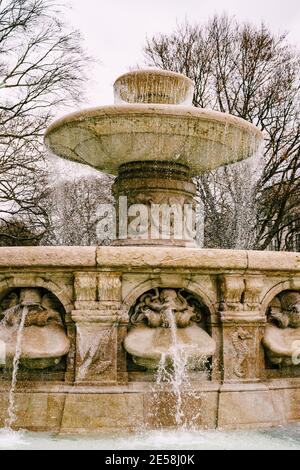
[71,307,128,325]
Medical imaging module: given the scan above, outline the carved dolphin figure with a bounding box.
[263,291,300,366]
[124,288,216,370]
[0,288,70,370]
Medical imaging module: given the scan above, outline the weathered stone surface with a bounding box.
[97,247,249,270]
[220,275,245,311]
[0,288,70,370]
[0,247,97,267]
[283,386,300,421]
[125,323,216,370]
[0,245,298,431]
[60,393,144,433]
[98,273,122,301]
[247,250,300,272]
[218,385,286,428]
[221,325,262,382]
[0,392,66,431]
[244,276,264,308]
[112,161,197,247]
[0,246,298,273]
[114,69,194,106]
[75,272,97,301]
[263,325,300,366]
[45,104,262,177]
[74,323,117,383]
[262,291,300,366]
[0,381,299,432]
[0,66,297,435]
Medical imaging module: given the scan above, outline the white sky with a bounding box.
[66,0,300,109]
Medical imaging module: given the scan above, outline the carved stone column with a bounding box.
[112,161,197,247]
[74,272,98,310]
[64,312,77,383]
[219,274,266,383]
[98,272,129,383]
[72,272,127,384]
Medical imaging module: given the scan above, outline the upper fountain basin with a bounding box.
[45,103,263,176]
[113,69,194,105]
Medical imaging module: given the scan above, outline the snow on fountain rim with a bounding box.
[45,103,263,176]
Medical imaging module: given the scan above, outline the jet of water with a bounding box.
[155,308,191,428]
[5,305,28,429]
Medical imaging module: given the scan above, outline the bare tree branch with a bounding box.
[144,16,300,251]
[0,0,90,244]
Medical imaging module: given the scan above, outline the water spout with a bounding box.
[5,305,28,429]
[155,308,206,428]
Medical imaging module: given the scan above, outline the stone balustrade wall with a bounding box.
[0,246,299,431]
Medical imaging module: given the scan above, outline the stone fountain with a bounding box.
[45,69,261,371]
[0,69,299,433]
[45,69,261,248]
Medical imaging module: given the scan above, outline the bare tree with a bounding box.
[43,175,114,246]
[144,16,300,250]
[197,157,261,249]
[0,0,89,244]
[0,218,41,245]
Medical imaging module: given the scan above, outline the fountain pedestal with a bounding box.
[45,67,262,251]
[112,161,197,246]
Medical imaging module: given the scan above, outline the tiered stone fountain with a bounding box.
[0,69,299,433]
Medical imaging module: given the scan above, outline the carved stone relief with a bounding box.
[231,327,253,378]
[124,288,216,370]
[76,326,113,381]
[0,288,70,370]
[263,291,300,366]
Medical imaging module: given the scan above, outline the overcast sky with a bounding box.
[66,0,300,108]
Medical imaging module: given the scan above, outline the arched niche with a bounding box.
[123,280,217,375]
[0,287,67,325]
[261,280,300,315]
[262,287,300,374]
[123,278,216,322]
[0,286,71,376]
[0,276,73,315]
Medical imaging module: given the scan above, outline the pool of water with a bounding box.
[0,425,299,450]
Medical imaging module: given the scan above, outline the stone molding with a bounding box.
[71,310,126,325]
[0,247,298,273]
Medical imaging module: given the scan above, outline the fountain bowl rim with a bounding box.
[44,104,263,175]
[45,103,263,140]
[113,68,195,87]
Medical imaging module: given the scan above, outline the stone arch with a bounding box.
[123,277,219,375]
[122,277,216,319]
[261,279,300,314]
[0,276,73,314]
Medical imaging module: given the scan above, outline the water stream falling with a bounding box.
[3,305,28,429]
[154,309,204,429]
[156,329,188,425]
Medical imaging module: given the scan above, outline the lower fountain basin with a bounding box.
[124,323,216,370]
[45,105,262,176]
[0,324,70,370]
[263,324,300,366]
[1,426,300,450]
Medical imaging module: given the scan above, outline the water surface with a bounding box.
[0,425,299,450]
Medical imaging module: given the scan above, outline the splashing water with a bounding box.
[5,305,28,429]
[0,427,28,448]
[155,309,203,428]
[0,426,300,450]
